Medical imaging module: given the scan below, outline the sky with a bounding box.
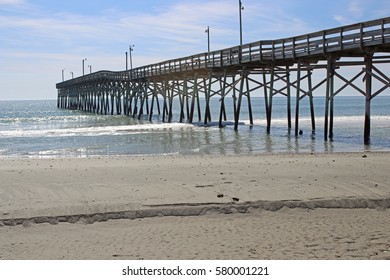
[1,0,390,100]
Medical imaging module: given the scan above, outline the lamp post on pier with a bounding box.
[88,65,92,74]
[239,0,244,46]
[129,45,134,70]
[205,26,210,53]
[82,58,87,76]
[70,71,74,79]
[62,68,65,81]
[125,52,128,71]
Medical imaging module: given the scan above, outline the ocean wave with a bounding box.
[241,115,390,127]
[0,122,195,138]
[0,114,92,124]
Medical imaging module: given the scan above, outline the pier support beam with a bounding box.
[265,67,275,134]
[218,70,228,128]
[179,79,187,123]
[246,73,254,127]
[168,81,174,122]
[234,69,246,130]
[203,75,212,125]
[149,82,157,121]
[364,53,373,145]
[189,75,201,123]
[286,67,292,131]
[295,62,301,137]
[324,57,335,141]
[307,69,316,135]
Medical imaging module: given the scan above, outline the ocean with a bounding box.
[1,96,389,158]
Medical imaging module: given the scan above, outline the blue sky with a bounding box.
[1,0,390,100]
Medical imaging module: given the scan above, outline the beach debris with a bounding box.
[195,184,215,188]
[362,154,367,158]
[248,248,257,255]
[217,194,224,198]
[232,197,240,202]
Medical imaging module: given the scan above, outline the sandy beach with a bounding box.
[1,152,390,259]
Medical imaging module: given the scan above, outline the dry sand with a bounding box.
[0,152,390,259]
[1,208,390,260]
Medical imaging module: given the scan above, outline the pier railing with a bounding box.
[57,17,390,88]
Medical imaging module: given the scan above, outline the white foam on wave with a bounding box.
[0,114,93,124]
[241,115,390,127]
[0,122,195,138]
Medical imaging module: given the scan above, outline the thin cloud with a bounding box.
[115,1,237,47]
[0,1,237,57]
[348,0,364,17]
[239,2,313,40]
[333,15,348,24]
[333,0,382,24]
[0,14,115,42]
[0,0,24,5]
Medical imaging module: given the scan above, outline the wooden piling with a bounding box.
[178,79,186,122]
[245,74,254,126]
[162,80,168,122]
[196,80,202,123]
[329,78,334,140]
[149,82,156,121]
[168,82,174,122]
[307,69,316,134]
[286,66,292,131]
[266,67,274,134]
[234,69,246,130]
[189,77,196,123]
[204,75,212,125]
[232,76,237,121]
[324,57,334,141]
[219,70,227,128]
[295,62,301,137]
[138,84,146,120]
[364,54,373,145]
[263,69,270,133]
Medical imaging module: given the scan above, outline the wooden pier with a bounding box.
[56,17,390,144]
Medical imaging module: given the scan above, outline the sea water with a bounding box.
[0,96,389,158]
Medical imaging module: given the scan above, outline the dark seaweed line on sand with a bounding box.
[1,198,389,227]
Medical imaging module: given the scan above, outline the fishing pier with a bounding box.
[56,17,390,144]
